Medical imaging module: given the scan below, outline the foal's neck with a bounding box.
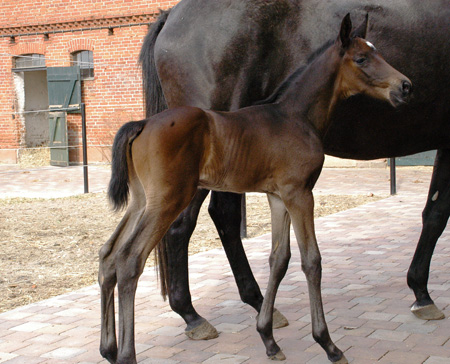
[276,46,341,137]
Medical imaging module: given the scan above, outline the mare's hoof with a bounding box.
[411,302,445,320]
[331,354,348,364]
[269,349,286,361]
[185,319,219,340]
[273,308,289,329]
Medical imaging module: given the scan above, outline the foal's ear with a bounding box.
[351,13,369,39]
[339,13,352,49]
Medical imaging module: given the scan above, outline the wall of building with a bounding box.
[0,1,179,28]
[0,0,179,164]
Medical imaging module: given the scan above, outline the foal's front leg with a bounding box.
[283,189,347,364]
[209,192,289,329]
[256,194,291,360]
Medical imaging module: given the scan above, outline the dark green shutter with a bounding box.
[46,67,81,166]
[390,151,436,166]
[49,112,69,167]
[47,66,81,111]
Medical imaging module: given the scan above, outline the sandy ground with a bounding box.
[0,192,382,313]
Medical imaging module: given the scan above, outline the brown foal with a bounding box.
[100,14,411,364]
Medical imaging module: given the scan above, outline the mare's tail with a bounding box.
[139,9,172,299]
[108,120,147,211]
[139,9,170,117]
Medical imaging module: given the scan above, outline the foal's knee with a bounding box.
[269,249,291,277]
[98,247,117,290]
[256,312,273,337]
[116,253,142,282]
[99,242,113,264]
[301,255,322,280]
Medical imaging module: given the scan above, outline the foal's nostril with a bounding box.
[402,80,412,95]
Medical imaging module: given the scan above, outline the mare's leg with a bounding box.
[407,148,450,320]
[283,189,346,364]
[164,188,220,339]
[209,192,289,329]
[99,194,145,363]
[256,194,291,360]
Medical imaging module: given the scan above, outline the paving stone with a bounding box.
[1,356,46,364]
[0,352,18,363]
[423,357,450,364]
[9,322,51,333]
[139,358,180,364]
[13,344,61,357]
[368,329,410,342]
[0,341,30,354]
[377,350,428,364]
[396,322,437,335]
[214,323,248,334]
[26,334,64,345]
[139,345,183,360]
[345,346,387,361]
[41,347,87,360]
[149,326,184,337]
[359,311,396,321]
[202,353,249,364]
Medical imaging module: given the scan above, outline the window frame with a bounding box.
[71,50,94,80]
[12,54,46,72]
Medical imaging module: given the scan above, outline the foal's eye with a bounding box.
[355,57,367,65]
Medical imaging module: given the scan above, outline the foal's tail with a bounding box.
[108,120,147,211]
[139,9,171,118]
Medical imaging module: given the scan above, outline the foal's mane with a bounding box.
[252,39,334,106]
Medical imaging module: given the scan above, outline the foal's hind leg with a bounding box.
[99,196,145,363]
[283,189,346,364]
[256,194,291,360]
[407,148,450,320]
[115,193,196,364]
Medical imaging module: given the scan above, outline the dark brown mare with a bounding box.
[100,15,411,364]
[138,0,450,340]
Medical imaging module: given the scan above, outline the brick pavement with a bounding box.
[1,166,449,363]
[0,165,110,198]
[0,164,433,198]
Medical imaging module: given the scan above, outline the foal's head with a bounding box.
[335,14,412,107]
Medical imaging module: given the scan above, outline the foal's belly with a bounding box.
[198,172,277,195]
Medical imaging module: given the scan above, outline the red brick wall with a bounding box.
[0,1,179,28]
[0,0,179,164]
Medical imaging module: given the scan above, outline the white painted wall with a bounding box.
[24,70,49,147]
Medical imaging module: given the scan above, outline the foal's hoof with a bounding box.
[269,349,286,361]
[99,342,117,364]
[273,308,289,329]
[331,354,348,364]
[185,319,219,340]
[411,302,445,320]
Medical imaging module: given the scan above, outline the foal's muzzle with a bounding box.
[390,79,412,107]
[401,80,412,98]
